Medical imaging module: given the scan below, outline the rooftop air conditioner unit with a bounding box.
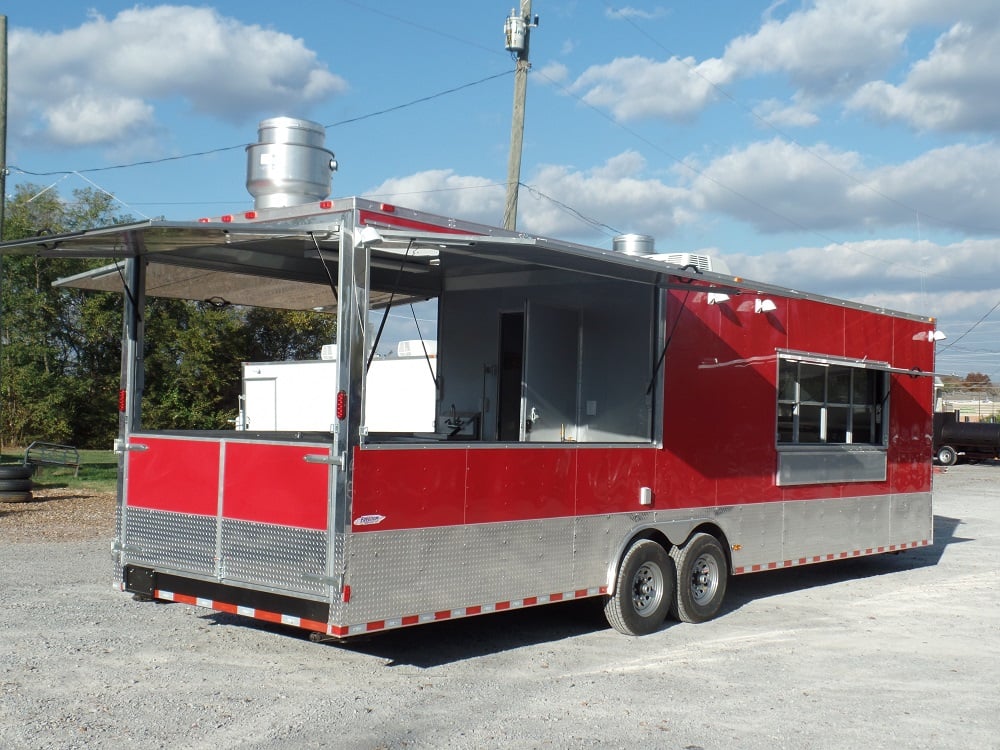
[647,252,731,275]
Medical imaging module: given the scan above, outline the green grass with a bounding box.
[1,449,118,493]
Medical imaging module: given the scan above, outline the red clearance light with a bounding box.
[380,203,396,213]
[320,200,333,209]
[244,210,257,220]
[221,215,233,223]
[336,390,347,420]
[118,390,127,412]
[198,217,210,223]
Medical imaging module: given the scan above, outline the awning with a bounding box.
[4,217,920,320]
[7,219,733,313]
[53,262,344,311]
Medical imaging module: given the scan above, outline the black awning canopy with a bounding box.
[6,218,743,312]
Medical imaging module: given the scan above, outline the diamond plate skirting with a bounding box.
[115,491,932,630]
[342,492,933,625]
[119,507,328,597]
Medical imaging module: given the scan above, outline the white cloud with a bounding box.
[690,139,1000,235]
[571,1,1000,133]
[753,99,820,128]
[851,143,1000,232]
[10,5,347,148]
[605,7,668,21]
[43,94,156,147]
[364,152,695,240]
[723,2,908,93]
[848,21,1000,132]
[535,62,570,86]
[521,151,695,237]
[569,56,733,122]
[688,139,865,232]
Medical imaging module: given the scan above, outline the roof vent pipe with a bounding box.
[246,117,338,210]
[612,233,655,256]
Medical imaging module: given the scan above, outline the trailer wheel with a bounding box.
[670,533,728,624]
[0,465,33,480]
[604,539,674,636]
[936,446,958,466]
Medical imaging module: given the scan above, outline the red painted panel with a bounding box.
[575,448,655,515]
[222,442,330,530]
[126,436,220,516]
[351,447,468,532]
[893,317,935,375]
[844,307,891,362]
[787,300,845,356]
[656,289,784,508]
[465,448,576,524]
[891,453,932,494]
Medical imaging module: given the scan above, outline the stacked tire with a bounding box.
[0,464,34,503]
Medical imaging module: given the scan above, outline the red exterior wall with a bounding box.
[350,286,934,532]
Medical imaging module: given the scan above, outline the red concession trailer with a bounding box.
[0,121,936,637]
[1,197,936,637]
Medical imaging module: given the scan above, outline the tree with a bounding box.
[1,185,130,448]
[2,185,337,448]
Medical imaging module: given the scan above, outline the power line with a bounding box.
[9,70,514,178]
[937,300,1000,353]
[322,70,512,129]
[334,0,504,57]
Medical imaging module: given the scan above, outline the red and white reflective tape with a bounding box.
[151,585,608,639]
[732,540,930,575]
[339,586,608,637]
[154,589,328,633]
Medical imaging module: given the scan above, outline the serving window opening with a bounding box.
[774,352,890,486]
[363,262,661,446]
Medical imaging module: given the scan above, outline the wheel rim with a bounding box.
[631,561,664,617]
[689,553,720,605]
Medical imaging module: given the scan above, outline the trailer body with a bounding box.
[933,410,1000,464]
[2,197,936,637]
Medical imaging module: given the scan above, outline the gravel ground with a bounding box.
[1,467,998,750]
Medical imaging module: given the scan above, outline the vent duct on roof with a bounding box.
[612,233,655,256]
[246,117,338,210]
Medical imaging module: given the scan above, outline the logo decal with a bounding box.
[353,514,386,527]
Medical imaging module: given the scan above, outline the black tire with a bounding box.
[670,532,729,624]
[936,446,957,466]
[0,490,32,503]
[0,464,33,480]
[0,479,33,492]
[604,539,675,636]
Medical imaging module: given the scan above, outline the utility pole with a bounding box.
[502,2,537,231]
[0,15,7,242]
[1,16,7,452]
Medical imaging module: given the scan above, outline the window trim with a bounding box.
[776,350,889,448]
[775,350,889,486]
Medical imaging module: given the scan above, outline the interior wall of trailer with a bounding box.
[436,275,656,443]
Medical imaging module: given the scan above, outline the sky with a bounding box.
[5,1,1000,378]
